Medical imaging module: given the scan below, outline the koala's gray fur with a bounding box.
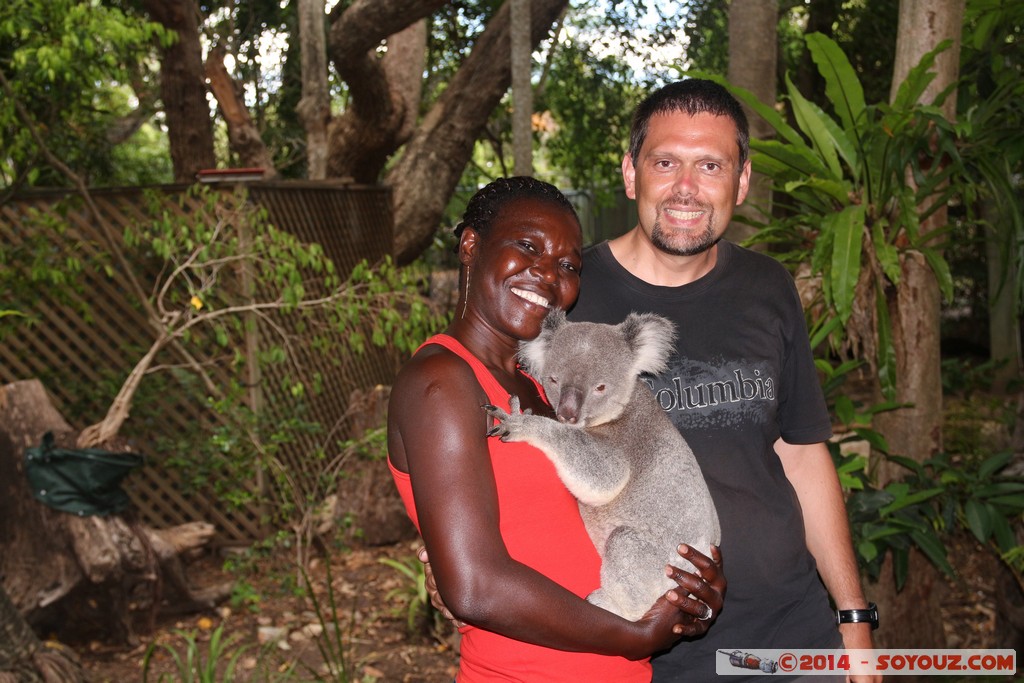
[486,309,720,621]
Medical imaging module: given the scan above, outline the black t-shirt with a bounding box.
[570,240,843,682]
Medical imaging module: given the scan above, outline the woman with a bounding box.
[387,177,724,682]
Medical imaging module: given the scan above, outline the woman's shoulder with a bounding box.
[393,339,479,399]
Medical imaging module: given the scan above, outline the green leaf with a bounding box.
[985,494,1024,510]
[805,33,866,136]
[851,427,888,453]
[834,395,855,425]
[751,140,828,178]
[694,72,806,147]
[827,203,865,324]
[858,540,878,563]
[875,287,897,401]
[879,486,944,516]
[920,247,954,302]
[892,546,909,589]
[908,528,954,577]
[785,72,843,180]
[964,498,993,543]
[978,452,1013,480]
[892,40,951,110]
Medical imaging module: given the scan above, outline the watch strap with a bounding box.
[836,602,879,630]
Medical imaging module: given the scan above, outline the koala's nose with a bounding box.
[556,387,583,424]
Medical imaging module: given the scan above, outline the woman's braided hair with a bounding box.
[453,176,580,250]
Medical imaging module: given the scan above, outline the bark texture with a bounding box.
[325,0,446,183]
[142,0,216,182]
[205,45,278,176]
[727,0,778,243]
[0,380,230,647]
[297,0,331,179]
[870,0,966,650]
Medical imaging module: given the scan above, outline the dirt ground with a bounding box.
[69,531,1019,683]
[75,539,459,682]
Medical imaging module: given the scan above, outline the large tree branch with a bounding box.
[205,45,278,176]
[324,0,445,181]
[388,0,570,263]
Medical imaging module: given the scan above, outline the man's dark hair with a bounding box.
[453,176,580,249]
[627,79,750,169]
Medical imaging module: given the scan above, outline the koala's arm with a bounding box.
[388,351,687,658]
[487,400,630,506]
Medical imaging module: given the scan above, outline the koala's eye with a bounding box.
[547,376,559,385]
[594,384,606,394]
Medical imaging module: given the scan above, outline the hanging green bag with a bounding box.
[23,431,145,517]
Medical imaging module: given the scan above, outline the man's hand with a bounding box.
[840,622,882,683]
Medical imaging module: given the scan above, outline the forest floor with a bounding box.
[75,538,458,682]
[70,532,1017,682]
[71,389,1024,682]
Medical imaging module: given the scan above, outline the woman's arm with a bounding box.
[389,351,723,659]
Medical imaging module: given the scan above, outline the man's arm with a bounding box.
[776,438,882,683]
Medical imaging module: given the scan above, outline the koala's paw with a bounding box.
[483,396,532,441]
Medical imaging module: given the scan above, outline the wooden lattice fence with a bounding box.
[0,180,402,544]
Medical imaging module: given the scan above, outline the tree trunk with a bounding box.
[727,0,778,244]
[870,0,965,651]
[0,380,229,647]
[510,0,533,176]
[984,199,1021,392]
[388,0,570,264]
[0,584,86,683]
[142,0,216,182]
[297,0,330,180]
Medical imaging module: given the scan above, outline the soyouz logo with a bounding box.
[715,649,1017,676]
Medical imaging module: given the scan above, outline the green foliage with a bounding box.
[829,420,1024,589]
[699,33,968,400]
[957,1,1024,313]
[0,203,89,341]
[540,35,646,203]
[679,0,728,76]
[0,0,171,188]
[379,555,447,640]
[821,357,1024,588]
[298,559,356,682]
[112,184,444,561]
[142,624,253,683]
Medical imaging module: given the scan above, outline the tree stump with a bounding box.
[0,379,231,650]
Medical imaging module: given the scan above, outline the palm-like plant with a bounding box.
[701,33,965,400]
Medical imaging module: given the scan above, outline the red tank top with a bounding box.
[388,334,650,682]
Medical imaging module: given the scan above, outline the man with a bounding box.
[568,78,879,682]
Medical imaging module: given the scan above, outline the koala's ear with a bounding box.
[620,312,677,376]
[518,309,565,375]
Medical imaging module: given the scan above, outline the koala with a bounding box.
[485,309,720,621]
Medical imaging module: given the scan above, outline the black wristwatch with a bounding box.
[836,602,879,630]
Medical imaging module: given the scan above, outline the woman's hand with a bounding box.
[638,544,725,648]
[418,546,465,628]
[668,544,725,635]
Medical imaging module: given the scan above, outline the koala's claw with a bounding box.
[483,398,532,441]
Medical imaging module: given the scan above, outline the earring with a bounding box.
[460,266,471,320]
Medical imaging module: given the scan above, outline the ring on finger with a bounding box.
[697,602,713,621]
